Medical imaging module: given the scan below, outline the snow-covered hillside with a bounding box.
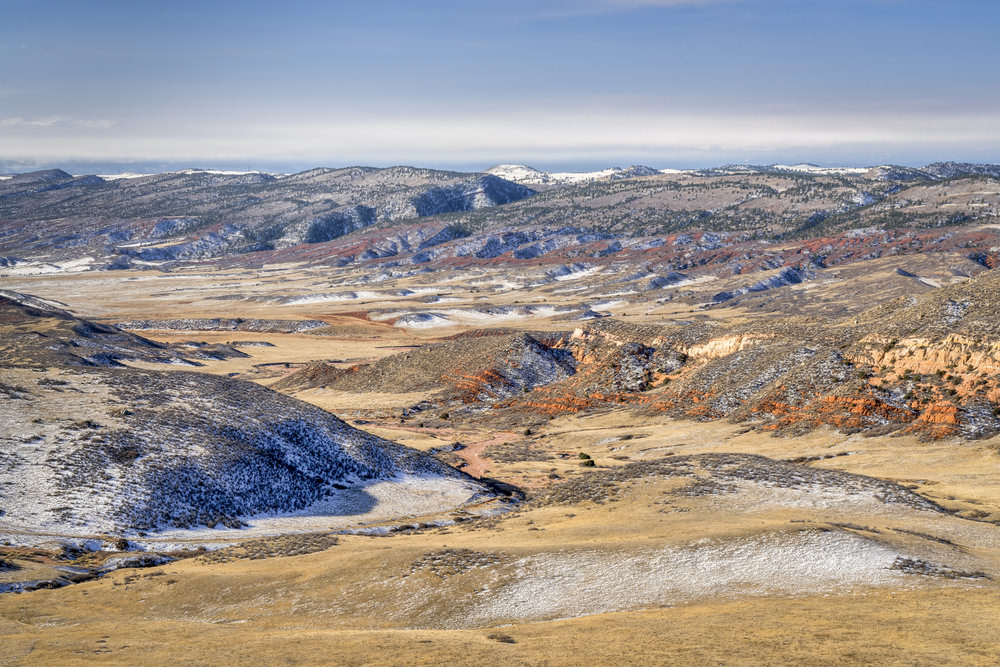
[0,291,496,542]
[0,367,491,540]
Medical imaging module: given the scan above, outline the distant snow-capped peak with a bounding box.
[485,164,548,182]
[486,163,677,185]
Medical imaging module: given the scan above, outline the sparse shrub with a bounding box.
[580,459,596,467]
[578,452,591,460]
[439,412,449,420]
[523,428,532,436]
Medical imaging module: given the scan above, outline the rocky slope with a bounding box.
[285,270,1000,440]
[0,291,495,540]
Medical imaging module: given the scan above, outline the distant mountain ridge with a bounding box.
[487,161,1000,184]
[1,160,998,272]
[0,165,534,264]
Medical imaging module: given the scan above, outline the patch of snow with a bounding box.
[851,191,877,206]
[0,257,94,276]
[391,312,452,328]
[552,266,600,282]
[136,474,486,549]
[548,168,624,183]
[590,299,626,310]
[375,305,567,329]
[281,291,378,305]
[462,530,909,625]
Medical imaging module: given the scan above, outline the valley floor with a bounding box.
[2,264,1000,664]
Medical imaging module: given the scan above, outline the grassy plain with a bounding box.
[2,261,1000,664]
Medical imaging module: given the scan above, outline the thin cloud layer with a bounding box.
[3,108,997,167]
[1,117,117,129]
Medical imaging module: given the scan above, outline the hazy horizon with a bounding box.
[3,155,999,178]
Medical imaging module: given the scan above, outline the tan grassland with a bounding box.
[2,261,1000,665]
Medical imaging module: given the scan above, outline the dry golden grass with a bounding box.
[4,265,1000,665]
[3,588,1000,665]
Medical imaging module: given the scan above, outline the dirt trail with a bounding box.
[456,431,519,478]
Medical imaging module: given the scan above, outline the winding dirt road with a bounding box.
[455,431,518,478]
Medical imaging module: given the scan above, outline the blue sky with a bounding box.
[1,0,998,172]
